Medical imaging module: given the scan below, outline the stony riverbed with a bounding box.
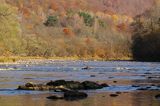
[0,60,160,106]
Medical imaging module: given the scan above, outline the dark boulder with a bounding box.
[46,80,108,90]
[132,85,140,87]
[25,82,36,87]
[82,81,103,90]
[90,75,96,77]
[116,92,122,94]
[101,83,109,87]
[113,81,117,83]
[47,80,84,90]
[46,80,66,86]
[137,87,150,90]
[157,85,160,87]
[64,91,88,100]
[18,80,108,91]
[65,81,84,90]
[144,72,152,75]
[110,94,119,97]
[155,94,160,99]
[82,66,91,70]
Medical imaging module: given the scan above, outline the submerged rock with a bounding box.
[108,76,114,79]
[64,91,88,100]
[116,92,122,94]
[155,94,160,99]
[101,83,109,87]
[110,94,119,97]
[132,85,140,87]
[82,66,91,70]
[82,81,103,90]
[137,87,151,91]
[144,72,152,75]
[113,81,117,83]
[157,85,160,87]
[90,75,96,77]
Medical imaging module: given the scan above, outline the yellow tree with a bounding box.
[0,3,22,55]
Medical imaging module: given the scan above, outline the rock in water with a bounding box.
[137,87,149,90]
[82,66,91,70]
[46,80,67,86]
[101,83,109,87]
[47,95,64,100]
[82,81,103,90]
[46,80,84,90]
[110,94,119,97]
[64,91,88,100]
[18,80,109,91]
[65,81,84,90]
[17,84,70,91]
[90,75,96,77]
[47,80,107,90]
[155,94,160,99]
[25,82,36,87]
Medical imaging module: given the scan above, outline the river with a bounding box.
[0,60,160,106]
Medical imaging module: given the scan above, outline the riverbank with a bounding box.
[0,56,132,63]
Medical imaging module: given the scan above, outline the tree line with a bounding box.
[0,2,160,61]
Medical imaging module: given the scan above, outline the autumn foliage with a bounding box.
[0,0,157,60]
[63,28,74,37]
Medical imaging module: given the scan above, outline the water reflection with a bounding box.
[0,91,160,106]
[0,61,160,106]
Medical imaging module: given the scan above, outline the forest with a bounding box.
[0,0,159,61]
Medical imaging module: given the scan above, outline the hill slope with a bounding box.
[0,0,157,60]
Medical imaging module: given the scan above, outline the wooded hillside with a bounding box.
[0,0,159,61]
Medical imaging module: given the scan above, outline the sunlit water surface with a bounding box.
[0,60,160,106]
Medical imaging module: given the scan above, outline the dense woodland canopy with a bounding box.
[0,0,159,61]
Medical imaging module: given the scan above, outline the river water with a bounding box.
[0,60,160,106]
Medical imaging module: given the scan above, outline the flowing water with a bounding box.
[0,60,160,106]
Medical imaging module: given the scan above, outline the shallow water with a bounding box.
[0,60,160,106]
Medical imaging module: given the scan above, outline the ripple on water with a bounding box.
[0,89,50,96]
[0,61,160,96]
